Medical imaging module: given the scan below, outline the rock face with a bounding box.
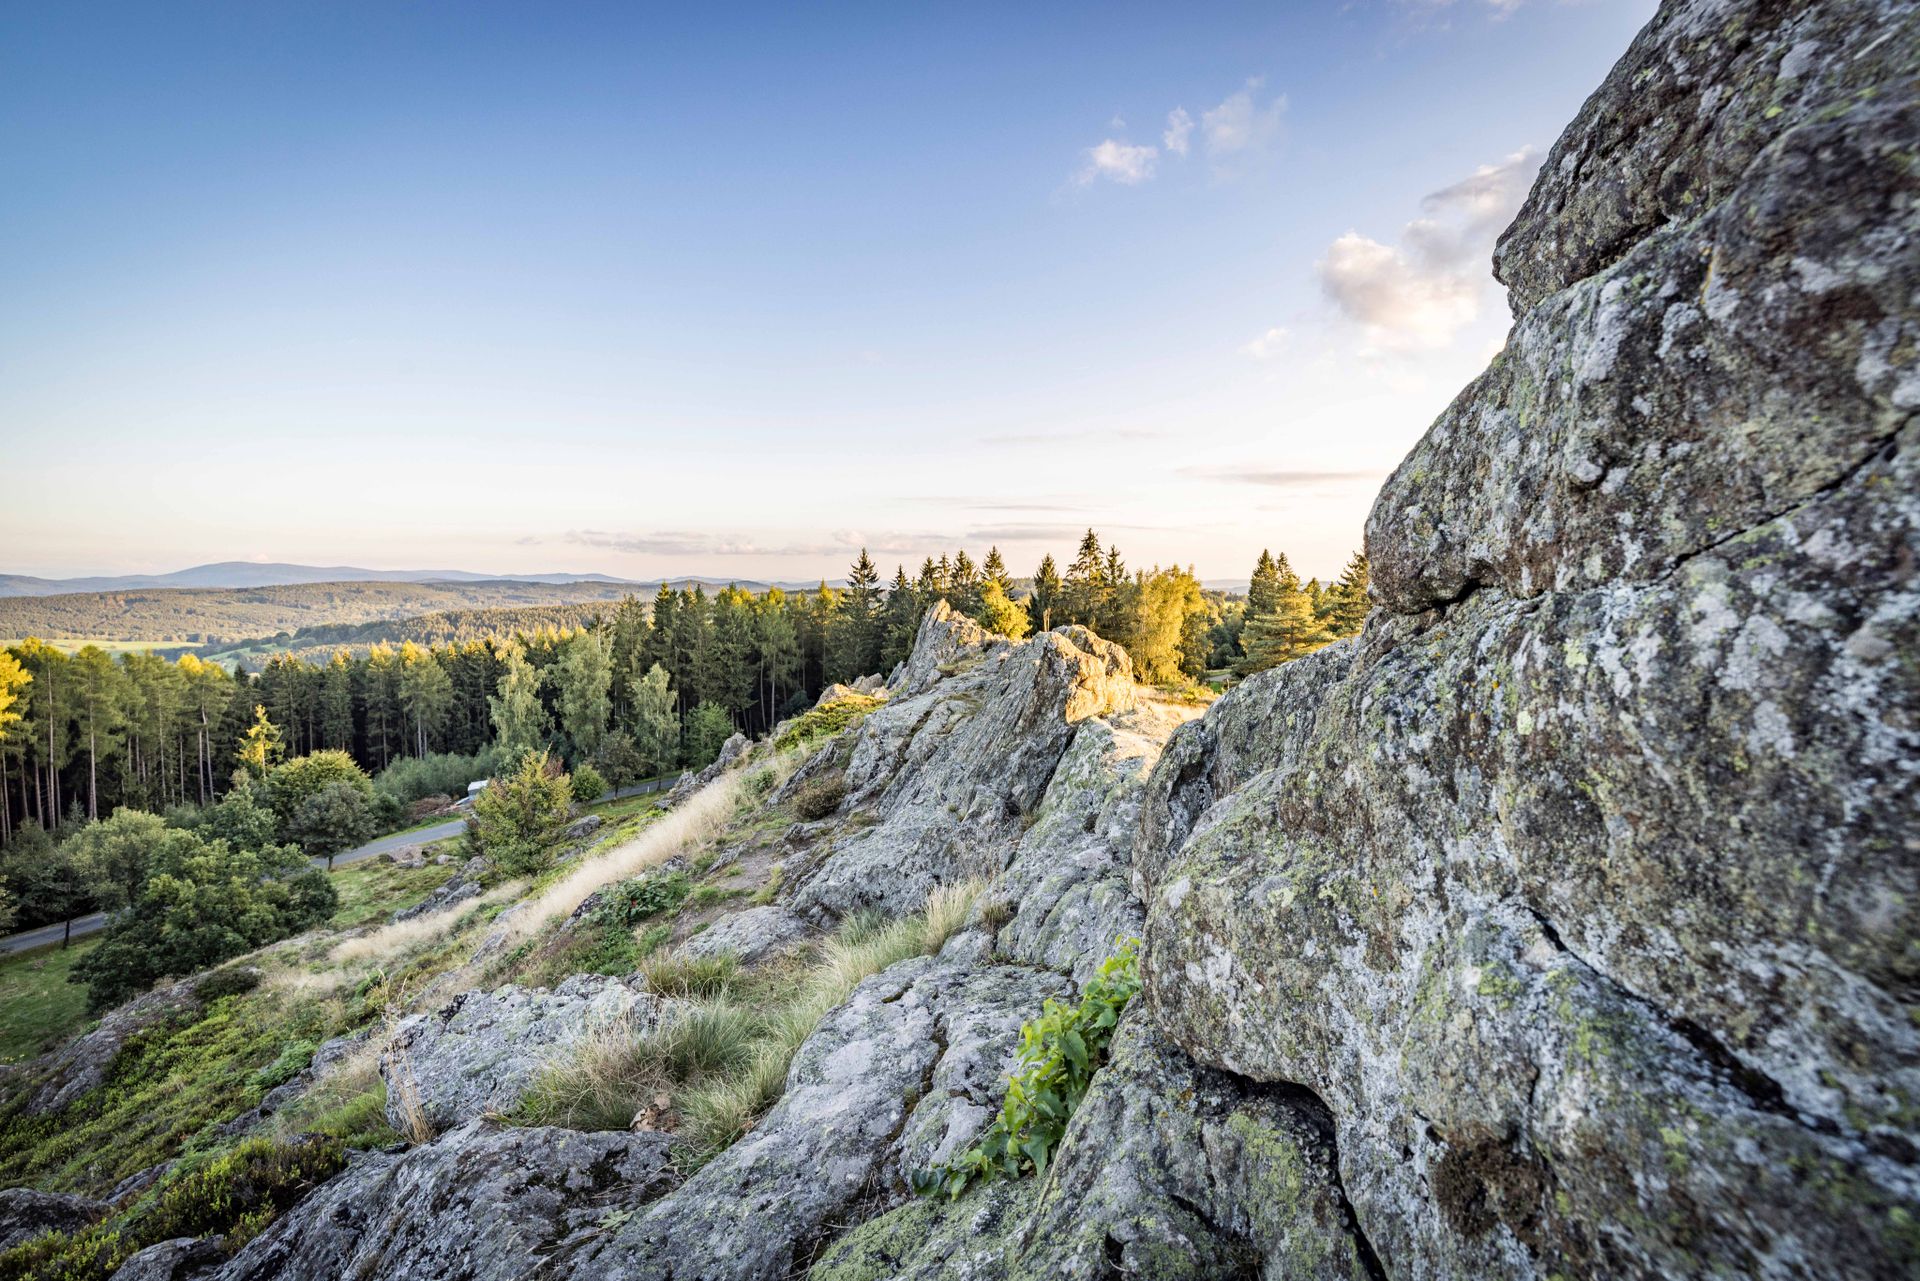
[379,974,677,1133]
[783,607,1137,922]
[22,979,201,1115]
[676,903,812,964]
[0,1187,104,1252]
[665,732,750,807]
[212,1121,674,1281]
[1132,3,1920,1277]
[577,941,1074,1281]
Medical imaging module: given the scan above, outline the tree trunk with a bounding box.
[88,726,97,821]
[63,917,72,948]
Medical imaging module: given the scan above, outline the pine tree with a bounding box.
[982,546,1013,596]
[320,651,354,751]
[1063,529,1106,626]
[1247,550,1281,618]
[949,550,982,618]
[880,567,922,668]
[555,628,614,761]
[829,551,883,682]
[397,643,455,758]
[1028,554,1062,633]
[1328,551,1370,637]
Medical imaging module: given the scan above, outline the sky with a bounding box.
[0,0,1657,585]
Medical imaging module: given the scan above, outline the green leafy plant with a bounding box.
[598,871,691,926]
[912,937,1141,1199]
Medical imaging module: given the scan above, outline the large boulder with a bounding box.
[211,1120,674,1281]
[1133,2,1920,1277]
[379,973,678,1133]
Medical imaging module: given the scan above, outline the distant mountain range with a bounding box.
[0,562,820,599]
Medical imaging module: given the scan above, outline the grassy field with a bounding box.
[0,939,100,1066]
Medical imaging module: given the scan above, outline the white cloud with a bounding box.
[1239,327,1290,360]
[1202,80,1286,160]
[1314,147,1539,350]
[1075,138,1158,186]
[1163,108,1193,156]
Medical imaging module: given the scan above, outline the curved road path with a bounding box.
[0,774,681,955]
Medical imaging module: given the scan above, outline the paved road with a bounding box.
[0,772,683,956]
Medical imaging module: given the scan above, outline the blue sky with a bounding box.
[0,0,1656,584]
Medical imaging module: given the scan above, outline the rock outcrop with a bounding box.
[782,607,1136,922]
[212,1121,674,1281]
[0,1187,104,1253]
[578,940,1073,1280]
[1132,3,1920,1277]
[44,5,1915,1279]
[379,974,678,1133]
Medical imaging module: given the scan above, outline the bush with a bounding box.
[913,937,1141,1199]
[72,832,338,1011]
[772,694,880,752]
[468,750,574,877]
[791,776,847,821]
[570,764,609,805]
[0,1134,345,1281]
[286,781,378,863]
[372,747,504,807]
[598,871,691,926]
[264,751,372,831]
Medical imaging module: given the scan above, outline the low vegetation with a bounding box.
[914,937,1141,1198]
[0,1134,346,1281]
[515,878,985,1166]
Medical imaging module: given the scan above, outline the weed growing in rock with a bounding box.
[913,937,1140,1198]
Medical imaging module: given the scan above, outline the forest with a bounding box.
[0,531,1364,916]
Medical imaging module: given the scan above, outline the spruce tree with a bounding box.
[830,550,883,681]
[1028,554,1062,633]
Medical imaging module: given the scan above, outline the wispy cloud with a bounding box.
[982,426,1166,446]
[1315,147,1538,349]
[1074,139,1158,186]
[1181,467,1383,488]
[1162,108,1193,156]
[1239,327,1290,361]
[1201,79,1286,165]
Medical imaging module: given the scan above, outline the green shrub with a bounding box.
[791,775,847,821]
[598,872,691,926]
[73,831,337,1011]
[264,751,373,829]
[913,938,1140,1198]
[193,966,262,1003]
[0,1134,344,1281]
[469,750,574,876]
[570,764,609,805]
[772,694,880,752]
[250,1039,318,1090]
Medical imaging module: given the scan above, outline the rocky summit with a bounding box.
[7,1,1915,1277]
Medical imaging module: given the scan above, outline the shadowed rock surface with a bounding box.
[210,1121,674,1281]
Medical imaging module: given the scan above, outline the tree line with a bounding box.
[0,531,1368,856]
